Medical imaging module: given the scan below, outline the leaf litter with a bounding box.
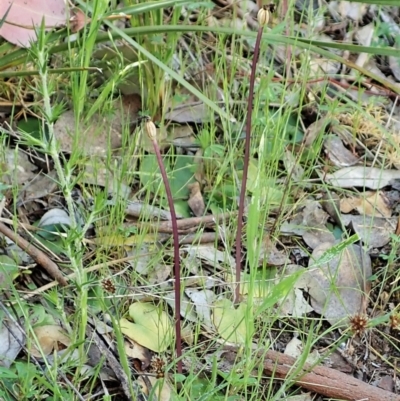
[1,0,400,400]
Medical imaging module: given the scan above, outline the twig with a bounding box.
[86,323,143,401]
[262,349,400,401]
[136,212,234,233]
[0,222,67,286]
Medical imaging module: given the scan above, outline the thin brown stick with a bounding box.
[262,349,400,401]
[0,222,67,286]
[137,212,234,233]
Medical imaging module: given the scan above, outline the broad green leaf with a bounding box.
[168,156,195,200]
[120,302,173,352]
[212,299,253,344]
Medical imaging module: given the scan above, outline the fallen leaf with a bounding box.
[39,208,71,228]
[188,182,205,217]
[53,109,123,155]
[324,136,359,167]
[182,244,236,271]
[212,299,253,344]
[278,265,314,317]
[69,7,87,33]
[304,242,372,326]
[258,235,287,266]
[304,115,331,147]
[29,325,71,358]
[165,80,225,123]
[120,302,173,353]
[1,148,37,186]
[18,171,58,203]
[340,191,391,218]
[284,337,303,358]
[341,214,397,248]
[338,1,367,21]
[79,157,131,197]
[137,376,171,401]
[326,166,400,189]
[185,289,216,329]
[0,0,68,48]
[0,319,25,368]
[124,339,151,370]
[165,291,197,323]
[281,200,335,249]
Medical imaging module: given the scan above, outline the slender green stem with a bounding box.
[36,46,87,362]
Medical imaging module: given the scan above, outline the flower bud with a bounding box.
[257,6,270,26]
[144,119,157,141]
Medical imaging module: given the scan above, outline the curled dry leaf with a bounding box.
[281,200,335,250]
[188,182,205,217]
[165,291,197,323]
[0,0,68,48]
[279,265,314,317]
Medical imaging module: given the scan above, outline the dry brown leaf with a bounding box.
[29,325,70,357]
[69,7,87,33]
[137,376,171,401]
[340,191,391,218]
[188,182,205,217]
[258,235,287,266]
[124,339,151,370]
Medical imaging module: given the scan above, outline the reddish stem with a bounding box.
[151,139,182,373]
[234,26,264,304]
